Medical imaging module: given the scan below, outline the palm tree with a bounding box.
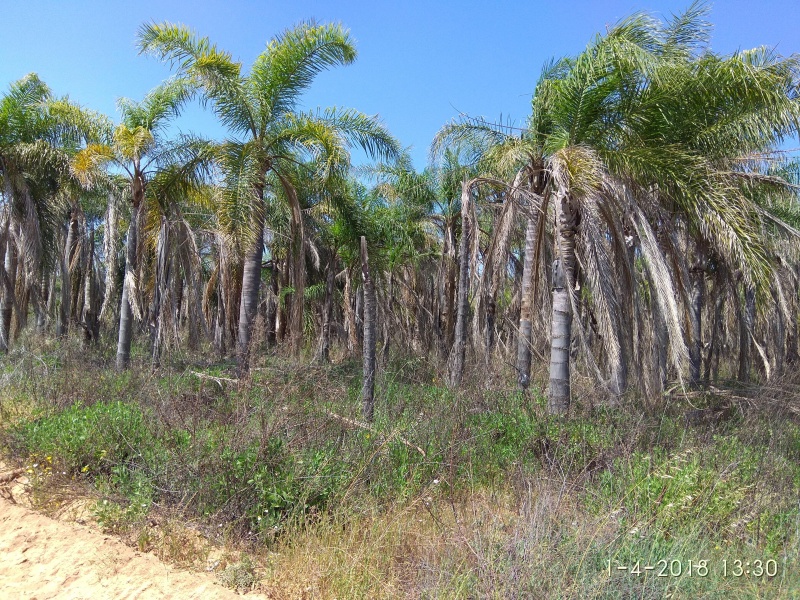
[0,74,96,351]
[145,179,215,367]
[74,78,212,370]
[435,5,747,411]
[639,47,800,385]
[139,20,400,371]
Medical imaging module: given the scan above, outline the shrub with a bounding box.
[11,401,160,477]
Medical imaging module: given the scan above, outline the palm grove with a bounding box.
[1,6,799,422]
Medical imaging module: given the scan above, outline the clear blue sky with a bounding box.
[3,1,798,168]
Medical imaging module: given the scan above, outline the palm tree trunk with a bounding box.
[57,247,71,338]
[652,300,668,393]
[82,226,99,346]
[16,271,28,334]
[737,284,755,383]
[772,286,785,375]
[315,253,335,363]
[277,258,289,343]
[344,268,358,356]
[213,266,227,356]
[381,278,391,364]
[116,202,140,370]
[0,235,17,352]
[99,193,118,325]
[56,221,73,337]
[280,176,306,356]
[356,281,364,348]
[516,208,538,390]
[688,244,705,387]
[236,187,265,373]
[547,192,578,415]
[447,180,471,388]
[266,262,278,348]
[704,286,724,384]
[66,210,81,322]
[788,277,799,366]
[172,260,183,346]
[484,291,495,365]
[151,217,169,368]
[437,222,457,358]
[36,272,49,332]
[361,237,376,422]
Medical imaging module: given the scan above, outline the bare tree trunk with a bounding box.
[116,201,140,370]
[361,237,376,422]
[547,192,578,415]
[237,186,265,373]
[447,180,471,388]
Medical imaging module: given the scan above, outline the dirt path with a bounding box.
[0,477,265,599]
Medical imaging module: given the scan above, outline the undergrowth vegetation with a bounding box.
[1,339,799,598]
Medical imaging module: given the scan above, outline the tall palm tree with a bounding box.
[74,78,212,370]
[139,20,400,371]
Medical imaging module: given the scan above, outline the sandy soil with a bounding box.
[0,468,266,600]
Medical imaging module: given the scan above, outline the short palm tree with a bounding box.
[139,20,400,370]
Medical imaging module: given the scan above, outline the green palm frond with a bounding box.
[431,117,514,166]
[113,124,154,161]
[661,0,711,59]
[138,22,254,136]
[272,112,349,178]
[72,143,117,184]
[217,139,265,243]
[249,21,356,117]
[117,77,194,134]
[316,107,401,163]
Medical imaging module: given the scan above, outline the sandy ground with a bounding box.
[0,468,266,600]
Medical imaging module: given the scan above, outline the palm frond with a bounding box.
[249,21,356,117]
